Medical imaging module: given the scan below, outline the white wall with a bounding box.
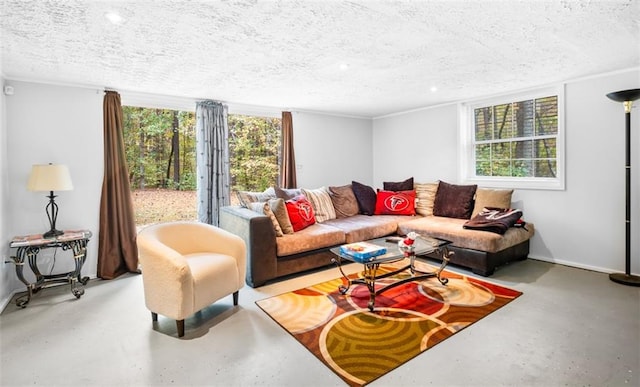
[4,81,103,295]
[373,69,640,275]
[0,75,13,309]
[373,104,459,186]
[292,111,373,187]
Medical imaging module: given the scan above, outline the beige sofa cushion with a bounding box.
[324,215,407,243]
[328,184,359,218]
[269,198,294,234]
[414,182,439,216]
[397,216,534,253]
[472,188,514,217]
[276,223,345,256]
[237,187,276,207]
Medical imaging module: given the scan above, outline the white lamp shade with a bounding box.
[27,164,74,192]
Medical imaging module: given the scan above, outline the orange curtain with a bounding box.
[279,111,297,188]
[97,91,139,279]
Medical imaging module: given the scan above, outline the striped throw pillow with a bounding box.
[414,182,439,216]
[301,187,337,223]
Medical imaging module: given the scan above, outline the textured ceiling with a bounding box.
[1,0,639,117]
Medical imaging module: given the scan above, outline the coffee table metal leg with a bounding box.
[433,247,453,285]
[332,257,352,294]
[363,263,381,311]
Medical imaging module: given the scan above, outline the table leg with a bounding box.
[363,263,380,312]
[332,257,352,294]
[433,247,453,285]
[65,240,88,298]
[10,247,40,307]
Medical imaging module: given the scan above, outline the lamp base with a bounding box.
[609,272,640,287]
[43,229,64,239]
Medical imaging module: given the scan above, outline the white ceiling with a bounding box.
[1,0,639,117]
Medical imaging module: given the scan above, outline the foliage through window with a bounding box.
[228,115,281,197]
[123,106,196,190]
[462,88,564,190]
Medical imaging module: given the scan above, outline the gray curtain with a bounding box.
[195,100,230,226]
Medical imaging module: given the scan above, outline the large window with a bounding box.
[123,104,282,224]
[460,87,564,190]
[123,106,198,226]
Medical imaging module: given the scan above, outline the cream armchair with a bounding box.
[137,221,246,337]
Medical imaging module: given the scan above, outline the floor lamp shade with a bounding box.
[606,88,640,287]
[27,164,74,238]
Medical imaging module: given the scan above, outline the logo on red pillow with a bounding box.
[384,195,409,212]
[297,202,314,221]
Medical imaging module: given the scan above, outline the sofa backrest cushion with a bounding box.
[269,198,294,234]
[471,188,514,217]
[433,181,477,219]
[328,184,359,218]
[236,187,276,208]
[383,177,414,191]
[275,187,303,200]
[301,187,337,223]
[414,182,439,216]
[351,181,377,216]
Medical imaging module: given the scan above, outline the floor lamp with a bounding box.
[606,88,640,286]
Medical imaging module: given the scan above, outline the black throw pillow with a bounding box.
[383,177,414,191]
[351,181,377,216]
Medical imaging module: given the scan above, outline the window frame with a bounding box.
[459,85,565,190]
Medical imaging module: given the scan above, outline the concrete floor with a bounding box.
[1,258,638,386]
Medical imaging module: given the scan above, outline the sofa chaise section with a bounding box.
[397,216,534,275]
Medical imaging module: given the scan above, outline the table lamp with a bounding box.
[606,88,640,286]
[27,164,74,238]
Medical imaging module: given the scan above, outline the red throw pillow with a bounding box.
[374,190,416,215]
[285,195,316,231]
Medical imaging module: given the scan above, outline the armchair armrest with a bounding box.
[137,233,194,320]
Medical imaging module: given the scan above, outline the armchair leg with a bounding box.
[233,291,239,305]
[151,312,158,322]
[177,320,185,337]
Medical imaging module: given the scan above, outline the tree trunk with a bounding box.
[172,111,180,187]
[139,123,146,189]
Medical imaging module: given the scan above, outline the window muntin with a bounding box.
[461,87,564,190]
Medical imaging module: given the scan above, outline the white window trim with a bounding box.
[458,85,565,190]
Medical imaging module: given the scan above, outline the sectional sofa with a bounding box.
[219,180,535,288]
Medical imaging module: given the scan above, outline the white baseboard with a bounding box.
[527,255,639,277]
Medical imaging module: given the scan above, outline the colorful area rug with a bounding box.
[256,260,522,386]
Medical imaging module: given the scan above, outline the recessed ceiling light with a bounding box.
[430,86,438,93]
[339,63,349,71]
[105,12,123,24]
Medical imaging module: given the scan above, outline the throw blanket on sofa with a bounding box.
[463,207,523,235]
